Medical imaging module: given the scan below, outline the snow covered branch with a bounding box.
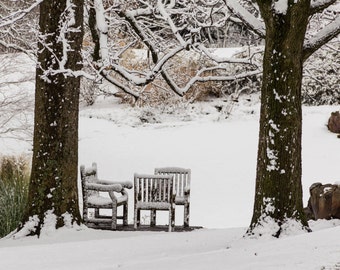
[303,15,340,61]
[0,39,35,57]
[310,0,338,14]
[0,0,43,28]
[224,0,265,38]
[156,0,187,47]
[160,67,262,97]
[93,0,109,65]
[84,0,262,100]
[0,73,33,140]
[0,1,39,55]
[196,44,260,66]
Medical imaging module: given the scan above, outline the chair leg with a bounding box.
[94,208,99,218]
[150,209,156,227]
[134,208,141,229]
[123,203,128,226]
[112,204,117,230]
[169,205,175,232]
[184,202,190,227]
[83,204,88,224]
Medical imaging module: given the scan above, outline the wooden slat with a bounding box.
[179,173,183,197]
[148,177,151,202]
[163,178,167,202]
[143,177,147,202]
[134,174,173,204]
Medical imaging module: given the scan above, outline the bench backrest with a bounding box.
[134,174,174,204]
[154,167,190,198]
[80,163,98,198]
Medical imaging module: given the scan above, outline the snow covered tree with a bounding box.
[0,0,40,53]
[1,0,261,236]
[227,0,339,237]
[83,0,262,101]
[3,0,337,237]
[0,0,248,237]
[0,54,34,139]
[18,0,84,236]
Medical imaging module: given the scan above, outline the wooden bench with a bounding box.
[80,163,132,230]
[155,167,191,227]
[134,174,175,232]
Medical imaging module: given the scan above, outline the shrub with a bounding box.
[112,48,261,106]
[0,155,30,238]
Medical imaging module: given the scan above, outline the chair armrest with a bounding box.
[85,183,122,192]
[118,181,133,189]
[184,186,190,196]
[96,179,133,189]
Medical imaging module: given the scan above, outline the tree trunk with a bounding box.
[20,0,84,236]
[248,1,311,237]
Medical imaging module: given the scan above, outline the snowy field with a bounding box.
[1,53,340,269]
[1,98,340,269]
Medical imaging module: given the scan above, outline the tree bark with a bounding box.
[20,0,83,236]
[248,0,311,237]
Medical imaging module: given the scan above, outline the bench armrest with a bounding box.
[96,179,133,189]
[118,181,133,189]
[85,183,123,192]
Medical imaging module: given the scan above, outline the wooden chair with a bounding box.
[155,167,191,227]
[134,174,175,232]
[80,163,132,230]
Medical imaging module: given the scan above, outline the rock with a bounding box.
[327,111,340,133]
[305,182,340,220]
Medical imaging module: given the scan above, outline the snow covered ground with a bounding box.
[1,220,340,270]
[1,53,340,269]
[1,97,340,269]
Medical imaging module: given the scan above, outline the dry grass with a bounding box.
[0,155,30,238]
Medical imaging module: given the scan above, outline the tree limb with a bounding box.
[0,40,35,56]
[309,0,337,14]
[88,0,263,99]
[303,15,340,61]
[0,0,43,28]
[224,0,266,38]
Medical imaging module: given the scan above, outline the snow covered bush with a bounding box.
[110,48,261,105]
[0,155,29,238]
